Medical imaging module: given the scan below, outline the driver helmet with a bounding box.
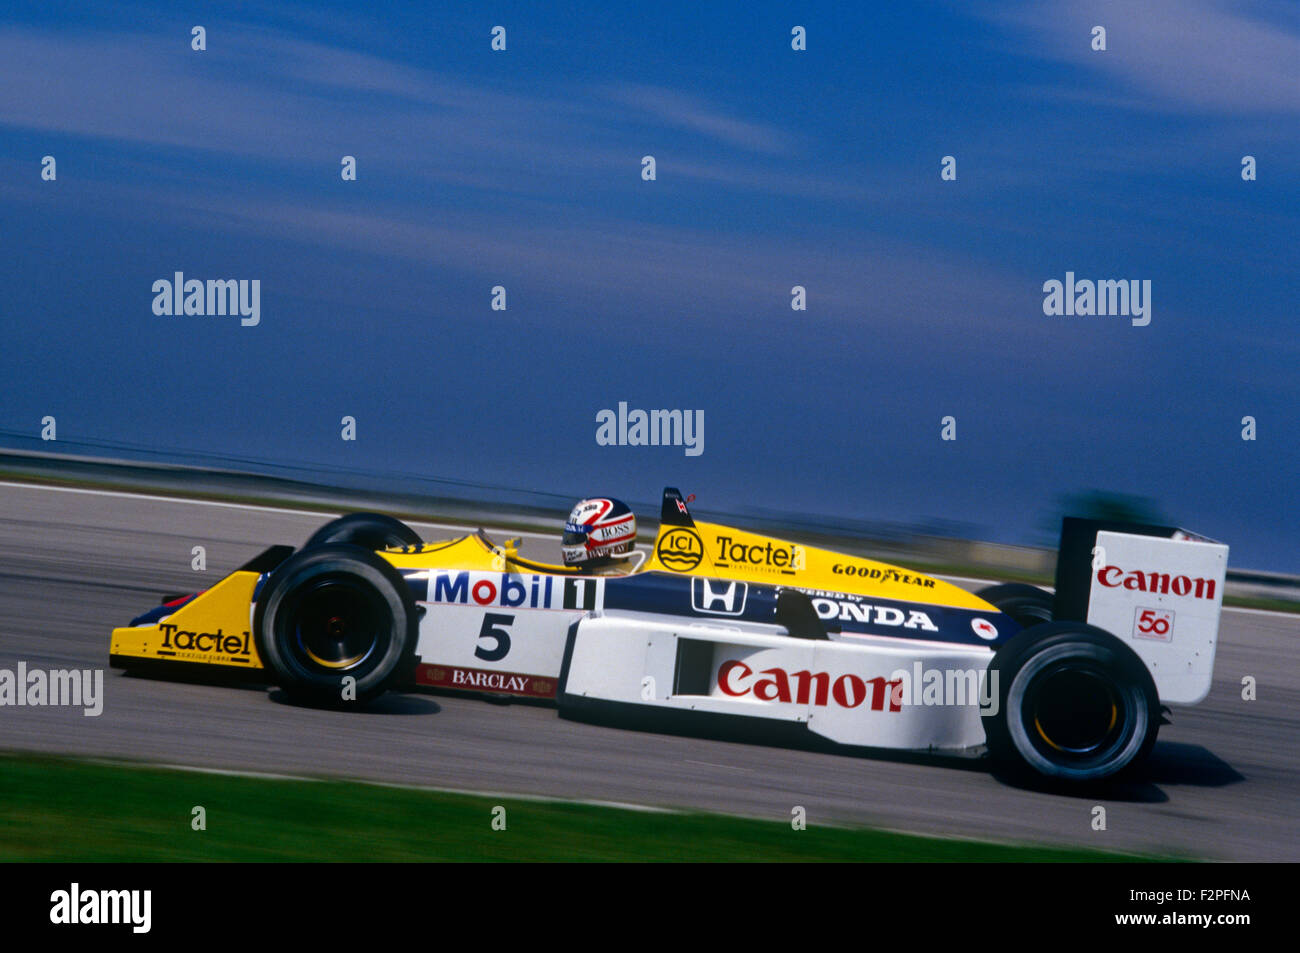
[562,498,636,567]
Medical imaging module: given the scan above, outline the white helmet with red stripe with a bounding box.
[561,498,637,567]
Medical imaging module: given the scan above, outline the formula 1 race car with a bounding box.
[109,488,1229,784]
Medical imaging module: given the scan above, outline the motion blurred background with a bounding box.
[2,1,1296,569]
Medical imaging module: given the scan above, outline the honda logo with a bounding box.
[692,578,747,615]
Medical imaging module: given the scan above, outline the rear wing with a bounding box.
[1053,518,1228,705]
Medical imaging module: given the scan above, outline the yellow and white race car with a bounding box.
[109,488,1228,784]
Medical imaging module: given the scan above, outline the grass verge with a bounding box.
[0,754,1163,862]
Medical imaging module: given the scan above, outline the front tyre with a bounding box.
[254,544,417,706]
[985,622,1159,784]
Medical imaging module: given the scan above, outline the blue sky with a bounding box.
[1,1,1297,568]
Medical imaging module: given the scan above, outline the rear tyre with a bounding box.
[254,544,417,706]
[304,513,421,551]
[985,622,1159,784]
[975,582,1055,628]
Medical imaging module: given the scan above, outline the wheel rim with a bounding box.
[1023,663,1126,759]
[285,575,390,672]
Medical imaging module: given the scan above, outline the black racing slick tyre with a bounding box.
[975,583,1055,628]
[254,544,417,706]
[985,622,1159,784]
[304,513,422,552]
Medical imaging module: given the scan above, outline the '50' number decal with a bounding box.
[1134,607,1173,642]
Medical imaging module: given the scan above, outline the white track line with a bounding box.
[3,480,1295,619]
[0,479,555,541]
[0,479,343,519]
[932,573,1298,620]
[1216,605,1300,620]
[93,758,676,813]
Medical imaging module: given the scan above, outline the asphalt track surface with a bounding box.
[1,481,1296,861]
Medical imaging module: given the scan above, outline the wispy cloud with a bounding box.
[0,24,826,201]
[982,0,1300,114]
[598,84,792,154]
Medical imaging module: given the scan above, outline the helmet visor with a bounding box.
[561,522,590,546]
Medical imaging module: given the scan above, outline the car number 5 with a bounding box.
[475,612,514,661]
